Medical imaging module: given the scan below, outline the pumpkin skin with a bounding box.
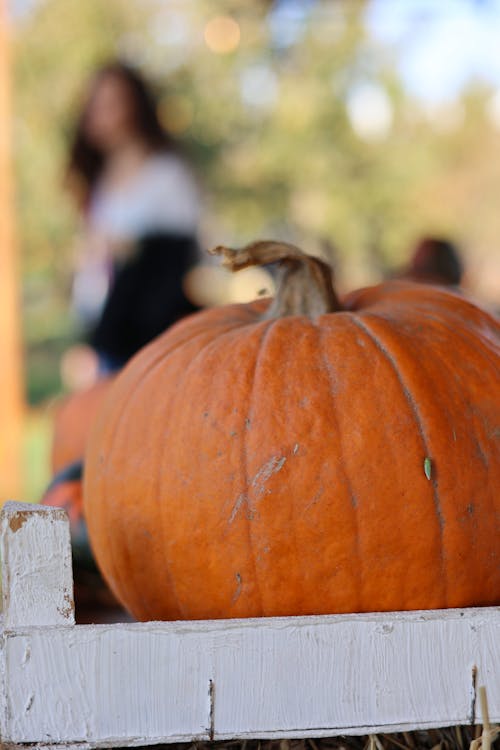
[45,379,113,545]
[84,243,500,621]
[43,461,83,526]
[52,378,113,473]
[41,461,90,560]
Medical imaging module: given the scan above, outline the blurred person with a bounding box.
[67,61,202,374]
[43,62,203,619]
[400,236,463,288]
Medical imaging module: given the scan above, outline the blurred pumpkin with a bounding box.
[43,378,113,549]
[41,461,90,564]
[52,378,113,473]
[84,241,500,621]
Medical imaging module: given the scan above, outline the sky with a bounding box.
[366,0,500,102]
[10,0,500,104]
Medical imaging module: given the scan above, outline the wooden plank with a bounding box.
[0,0,24,501]
[0,504,498,748]
[1,608,498,747]
[0,502,75,628]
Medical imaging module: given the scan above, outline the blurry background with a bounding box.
[2,0,500,501]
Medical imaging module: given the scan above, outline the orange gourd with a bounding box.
[44,378,113,542]
[52,378,113,473]
[84,241,500,621]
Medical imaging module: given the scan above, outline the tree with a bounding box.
[12,0,500,410]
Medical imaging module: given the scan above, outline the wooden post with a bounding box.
[0,501,75,627]
[0,0,24,501]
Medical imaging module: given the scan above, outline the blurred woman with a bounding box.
[44,64,202,616]
[67,61,201,373]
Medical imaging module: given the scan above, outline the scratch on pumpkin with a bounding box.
[228,493,250,524]
[228,454,287,524]
[231,572,242,603]
[252,455,287,494]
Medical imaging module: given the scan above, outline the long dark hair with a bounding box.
[67,62,176,208]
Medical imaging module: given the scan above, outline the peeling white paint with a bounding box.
[1,609,498,746]
[1,502,74,629]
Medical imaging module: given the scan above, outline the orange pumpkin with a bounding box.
[52,378,113,473]
[84,241,500,621]
[42,461,87,554]
[44,378,113,544]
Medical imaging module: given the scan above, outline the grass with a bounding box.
[22,407,53,502]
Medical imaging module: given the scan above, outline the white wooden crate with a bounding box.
[0,501,498,748]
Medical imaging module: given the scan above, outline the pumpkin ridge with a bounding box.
[154,318,272,619]
[344,283,499,343]
[415,311,500,373]
[242,319,277,616]
[318,323,363,612]
[397,309,499,515]
[349,314,448,605]
[285,321,309,608]
[139,325,252,617]
[86,344,178,607]
[152,322,260,619]
[267,318,309,610]
[87,324,235,615]
[362,295,500,362]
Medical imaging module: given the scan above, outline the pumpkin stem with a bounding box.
[210,240,342,318]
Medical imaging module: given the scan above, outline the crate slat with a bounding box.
[1,503,498,749]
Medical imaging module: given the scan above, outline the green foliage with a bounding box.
[22,411,52,502]
[12,0,500,405]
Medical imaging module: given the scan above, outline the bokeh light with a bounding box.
[204,16,241,55]
[183,266,230,308]
[226,266,274,304]
[184,265,274,307]
[240,64,279,112]
[346,83,393,141]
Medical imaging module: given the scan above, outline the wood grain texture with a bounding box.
[1,609,498,746]
[0,502,75,628]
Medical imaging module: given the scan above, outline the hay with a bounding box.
[135,725,497,750]
[470,688,499,750]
